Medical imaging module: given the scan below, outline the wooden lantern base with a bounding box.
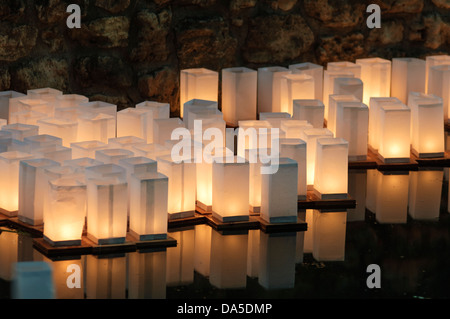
[43,235,82,247]
[257,215,307,233]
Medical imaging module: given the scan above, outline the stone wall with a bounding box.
[0,0,448,115]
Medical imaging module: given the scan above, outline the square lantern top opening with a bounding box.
[293,99,324,109]
[181,68,218,76]
[259,66,290,73]
[95,148,134,159]
[71,140,107,150]
[131,171,167,182]
[408,92,443,107]
[278,138,306,146]
[0,90,25,99]
[27,87,63,96]
[24,134,63,147]
[262,157,297,168]
[119,156,157,167]
[37,117,78,127]
[20,157,60,169]
[212,155,247,166]
[49,176,86,188]
[238,120,272,129]
[289,62,323,71]
[0,150,33,162]
[55,94,89,107]
[356,57,391,66]
[317,137,349,148]
[85,163,127,182]
[282,73,314,82]
[78,111,115,122]
[64,157,103,168]
[136,101,170,109]
[222,66,255,75]
[334,77,364,87]
[108,136,147,147]
[2,123,39,132]
[302,127,333,138]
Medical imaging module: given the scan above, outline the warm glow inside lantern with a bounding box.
[425,54,450,92]
[129,172,169,241]
[0,151,34,214]
[289,62,323,101]
[37,117,78,147]
[180,68,219,119]
[182,99,218,129]
[292,99,324,129]
[132,143,171,161]
[221,67,257,127]
[86,176,128,245]
[116,107,152,141]
[237,120,272,158]
[391,58,426,104]
[260,158,298,223]
[333,77,364,103]
[279,138,307,200]
[258,112,291,131]
[355,57,392,105]
[313,137,349,199]
[377,103,411,163]
[212,156,249,222]
[257,66,291,114]
[280,120,312,139]
[300,127,333,187]
[282,73,315,116]
[156,155,196,220]
[43,176,86,246]
[408,92,444,158]
[79,101,117,119]
[334,101,369,161]
[18,158,61,225]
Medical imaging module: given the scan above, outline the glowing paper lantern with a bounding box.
[117,107,152,141]
[334,101,369,161]
[9,110,48,126]
[0,151,34,215]
[323,70,354,121]
[333,77,363,102]
[258,112,291,131]
[157,155,196,220]
[408,170,443,220]
[292,99,324,128]
[368,97,403,153]
[327,94,360,136]
[313,137,349,199]
[279,138,307,200]
[182,99,218,129]
[300,128,333,187]
[221,67,257,126]
[37,118,78,147]
[237,120,272,157]
[212,156,249,222]
[64,157,103,173]
[180,68,219,119]
[280,120,312,139]
[77,112,116,144]
[427,64,450,121]
[209,229,248,289]
[1,123,39,141]
[374,171,409,224]
[54,94,88,109]
[260,158,298,223]
[312,210,347,261]
[425,54,450,92]
[79,101,117,119]
[153,118,184,145]
[70,140,107,159]
[18,158,60,225]
[135,101,170,120]
[282,73,315,116]
[408,92,444,158]
[129,172,169,241]
[108,136,146,153]
[289,62,323,101]
[257,66,291,114]
[391,57,426,104]
[86,177,128,245]
[27,87,62,107]
[85,163,126,182]
[0,91,25,121]
[95,148,134,165]
[377,102,411,163]
[43,176,86,246]
[186,105,222,132]
[355,57,391,105]
[32,144,72,164]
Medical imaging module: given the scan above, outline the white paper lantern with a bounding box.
[278,138,307,200]
[355,57,391,105]
[258,112,291,131]
[425,54,450,92]
[95,148,134,165]
[221,67,257,126]
[289,62,323,101]
[237,120,272,158]
[108,136,146,152]
[257,66,291,114]
[64,157,104,173]
[156,155,196,220]
[300,127,333,187]
[43,176,87,246]
[77,113,116,144]
[327,94,360,136]
[292,99,324,129]
[54,94,88,109]
[323,70,355,121]
[18,158,61,225]
[333,77,364,102]
[1,123,39,141]
[129,172,169,241]
[313,137,349,199]
[0,151,34,215]
[0,91,25,122]
[391,57,426,104]
[282,73,315,116]
[334,101,369,161]
[153,118,184,146]
[327,61,361,78]
[132,143,171,161]
[427,64,450,122]
[260,158,298,223]
[117,108,152,141]
[408,92,444,158]
[37,117,78,147]
[212,156,249,222]
[280,120,312,139]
